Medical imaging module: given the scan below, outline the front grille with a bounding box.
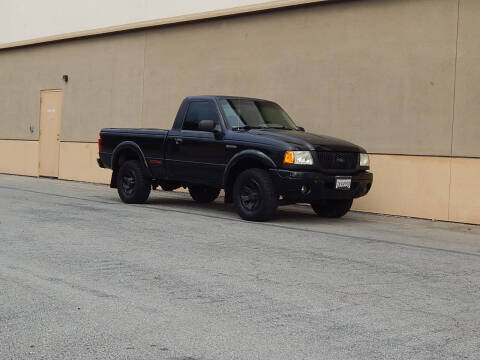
[317,151,358,170]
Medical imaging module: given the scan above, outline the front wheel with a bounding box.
[310,199,353,218]
[117,160,151,204]
[233,168,278,222]
[188,185,220,203]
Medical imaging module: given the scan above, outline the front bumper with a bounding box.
[269,169,373,202]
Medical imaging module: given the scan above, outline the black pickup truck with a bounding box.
[98,96,372,221]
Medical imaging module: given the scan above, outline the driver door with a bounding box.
[166,100,225,186]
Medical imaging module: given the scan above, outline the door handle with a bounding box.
[174,138,183,145]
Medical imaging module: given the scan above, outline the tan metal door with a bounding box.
[39,90,62,177]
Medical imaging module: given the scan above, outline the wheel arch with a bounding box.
[223,150,276,203]
[110,142,152,188]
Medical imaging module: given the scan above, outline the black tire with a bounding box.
[117,160,151,204]
[310,199,353,218]
[233,168,278,222]
[188,185,220,203]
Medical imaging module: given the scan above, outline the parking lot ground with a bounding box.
[1,173,480,360]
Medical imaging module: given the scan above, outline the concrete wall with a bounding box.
[143,0,460,156]
[351,155,480,225]
[0,0,479,224]
[1,0,475,156]
[0,32,145,142]
[0,140,39,177]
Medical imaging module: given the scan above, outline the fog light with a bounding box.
[301,185,310,194]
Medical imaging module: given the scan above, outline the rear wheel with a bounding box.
[310,199,353,218]
[233,168,278,222]
[188,185,220,203]
[117,160,151,204]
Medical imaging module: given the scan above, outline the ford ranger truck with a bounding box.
[98,96,373,221]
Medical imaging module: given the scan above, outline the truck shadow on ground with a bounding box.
[140,192,356,225]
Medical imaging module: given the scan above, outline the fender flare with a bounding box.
[223,149,277,188]
[111,141,152,177]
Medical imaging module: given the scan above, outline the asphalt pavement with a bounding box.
[1,174,479,360]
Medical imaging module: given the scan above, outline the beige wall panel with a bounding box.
[353,155,451,221]
[449,158,480,224]
[452,0,480,157]
[58,142,110,184]
[59,33,145,142]
[143,0,458,155]
[0,32,145,142]
[0,140,39,176]
[0,49,49,141]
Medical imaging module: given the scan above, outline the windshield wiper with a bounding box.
[231,125,266,131]
[267,126,294,130]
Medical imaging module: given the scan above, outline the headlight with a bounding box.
[359,153,370,167]
[283,151,314,165]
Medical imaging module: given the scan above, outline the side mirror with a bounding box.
[198,120,222,137]
[198,119,216,132]
[297,126,305,132]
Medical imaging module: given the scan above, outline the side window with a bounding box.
[182,101,219,131]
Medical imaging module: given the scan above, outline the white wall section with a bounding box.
[0,0,323,46]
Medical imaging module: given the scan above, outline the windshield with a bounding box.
[220,99,298,130]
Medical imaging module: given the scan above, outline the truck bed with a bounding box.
[99,128,169,170]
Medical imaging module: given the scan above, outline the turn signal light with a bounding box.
[283,151,314,165]
[283,151,295,164]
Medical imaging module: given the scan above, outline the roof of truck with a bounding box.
[186,95,273,102]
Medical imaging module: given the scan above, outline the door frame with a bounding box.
[38,89,63,178]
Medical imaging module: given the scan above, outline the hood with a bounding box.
[247,129,366,152]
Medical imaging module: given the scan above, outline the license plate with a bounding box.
[335,177,352,190]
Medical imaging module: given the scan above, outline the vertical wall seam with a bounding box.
[140,31,147,127]
[448,157,453,221]
[451,0,461,157]
[448,0,461,221]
